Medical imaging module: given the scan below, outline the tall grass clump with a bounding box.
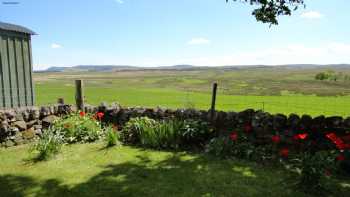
[120,117,157,145]
[121,117,212,149]
[31,127,63,161]
[139,119,184,149]
[105,126,120,147]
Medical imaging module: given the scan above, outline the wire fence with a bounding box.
[2,80,349,117]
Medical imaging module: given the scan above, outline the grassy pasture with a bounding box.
[33,67,350,117]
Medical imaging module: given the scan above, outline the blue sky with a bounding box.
[1,0,350,70]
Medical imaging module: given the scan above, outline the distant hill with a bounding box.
[38,64,350,72]
[44,65,138,72]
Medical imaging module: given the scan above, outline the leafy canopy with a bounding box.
[227,0,305,25]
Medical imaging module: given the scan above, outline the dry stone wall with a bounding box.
[1,103,350,147]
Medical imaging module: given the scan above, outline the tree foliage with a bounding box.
[315,70,350,82]
[227,0,305,25]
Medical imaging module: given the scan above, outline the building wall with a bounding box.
[0,30,34,108]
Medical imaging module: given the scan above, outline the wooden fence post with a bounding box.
[57,98,65,105]
[75,80,84,112]
[210,83,218,121]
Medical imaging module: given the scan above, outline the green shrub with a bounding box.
[54,113,103,143]
[182,119,212,146]
[296,151,338,194]
[105,126,120,147]
[205,135,255,159]
[31,127,63,161]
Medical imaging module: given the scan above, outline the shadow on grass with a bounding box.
[2,152,350,197]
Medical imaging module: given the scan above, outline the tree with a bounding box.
[226,0,305,25]
[315,72,328,81]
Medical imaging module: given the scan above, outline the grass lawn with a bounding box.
[1,143,350,197]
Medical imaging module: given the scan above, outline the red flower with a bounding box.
[298,133,308,140]
[293,133,308,140]
[324,169,332,177]
[96,112,104,120]
[79,111,86,117]
[326,132,348,150]
[326,133,337,141]
[244,123,252,133]
[279,148,289,158]
[337,143,347,150]
[336,154,345,161]
[271,135,281,143]
[230,131,238,141]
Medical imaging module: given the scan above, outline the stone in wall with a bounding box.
[0,105,70,147]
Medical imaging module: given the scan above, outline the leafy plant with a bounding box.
[181,119,212,146]
[205,137,229,157]
[296,151,338,194]
[31,127,63,161]
[105,126,120,147]
[205,134,255,160]
[53,113,103,143]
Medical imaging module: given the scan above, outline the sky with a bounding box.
[0,0,350,70]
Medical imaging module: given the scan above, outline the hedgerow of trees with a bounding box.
[315,70,350,82]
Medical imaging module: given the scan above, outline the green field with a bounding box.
[1,142,349,197]
[34,67,350,117]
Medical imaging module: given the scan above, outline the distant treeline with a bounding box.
[315,70,350,82]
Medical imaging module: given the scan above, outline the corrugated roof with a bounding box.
[0,21,36,35]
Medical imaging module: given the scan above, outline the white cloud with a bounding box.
[172,42,350,66]
[300,11,323,19]
[187,38,211,45]
[115,0,124,4]
[34,42,350,70]
[51,43,62,49]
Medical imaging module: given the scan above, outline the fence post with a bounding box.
[75,80,84,112]
[57,98,65,105]
[210,83,218,121]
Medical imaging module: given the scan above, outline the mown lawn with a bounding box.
[1,143,350,197]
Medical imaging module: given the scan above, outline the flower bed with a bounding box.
[2,104,350,194]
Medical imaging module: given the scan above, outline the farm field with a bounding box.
[34,66,350,117]
[1,142,349,197]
